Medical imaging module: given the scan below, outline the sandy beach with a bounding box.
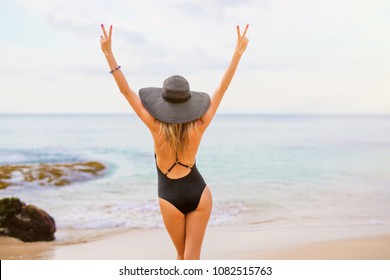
[1,224,389,260]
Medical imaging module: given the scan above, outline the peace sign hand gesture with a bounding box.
[236,24,249,55]
[100,24,113,56]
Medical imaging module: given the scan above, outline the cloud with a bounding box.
[10,0,238,73]
[3,0,390,114]
[178,0,266,21]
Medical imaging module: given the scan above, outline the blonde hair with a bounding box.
[159,120,198,154]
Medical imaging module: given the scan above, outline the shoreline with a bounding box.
[1,224,390,260]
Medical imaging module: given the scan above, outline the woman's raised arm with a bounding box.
[100,24,156,129]
[201,24,249,129]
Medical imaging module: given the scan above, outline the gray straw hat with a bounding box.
[139,75,211,124]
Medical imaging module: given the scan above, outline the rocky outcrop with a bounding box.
[0,197,56,242]
[0,161,105,189]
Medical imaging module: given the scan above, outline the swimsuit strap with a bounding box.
[164,152,193,176]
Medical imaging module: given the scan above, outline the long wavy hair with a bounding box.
[158,120,199,155]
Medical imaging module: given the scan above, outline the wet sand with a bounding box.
[1,224,389,260]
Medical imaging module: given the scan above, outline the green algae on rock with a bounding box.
[0,161,106,189]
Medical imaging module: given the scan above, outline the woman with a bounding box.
[100,24,249,259]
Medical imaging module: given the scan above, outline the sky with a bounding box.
[0,0,389,114]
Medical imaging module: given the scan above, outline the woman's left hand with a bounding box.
[100,24,113,56]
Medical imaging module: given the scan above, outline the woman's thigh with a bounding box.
[159,198,186,258]
[184,186,212,259]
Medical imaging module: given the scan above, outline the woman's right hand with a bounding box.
[235,24,249,55]
[100,24,113,56]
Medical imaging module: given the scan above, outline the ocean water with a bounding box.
[1,114,390,240]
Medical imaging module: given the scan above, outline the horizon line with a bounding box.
[1,112,389,116]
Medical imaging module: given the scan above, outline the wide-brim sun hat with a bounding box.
[139,75,211,124]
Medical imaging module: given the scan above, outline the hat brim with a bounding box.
[139,87,211,124]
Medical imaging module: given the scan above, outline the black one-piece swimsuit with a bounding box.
[155,154,207,215]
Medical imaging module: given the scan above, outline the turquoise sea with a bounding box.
[1,114,389,241]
